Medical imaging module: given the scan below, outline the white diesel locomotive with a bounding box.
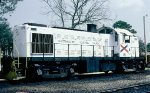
[8,23,145,79]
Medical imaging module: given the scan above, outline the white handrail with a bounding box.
[14,42,19,68]
[0,48,2,71]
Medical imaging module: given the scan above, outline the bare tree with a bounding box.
[43,0,110,29]
[43,0,65,27]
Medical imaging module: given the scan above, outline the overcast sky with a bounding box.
[4,0,150,43]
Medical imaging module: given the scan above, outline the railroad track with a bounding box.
[102,82,150,93]
[1,69,150,93]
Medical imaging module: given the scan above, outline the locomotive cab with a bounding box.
[114,28,139,58]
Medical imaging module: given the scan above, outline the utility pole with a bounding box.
[143,15,148,65]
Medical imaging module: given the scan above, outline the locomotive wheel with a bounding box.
[113,69,124,74]
[104,71,109,74]
[26,68,37,82]
[136,61,145,73]
[113,63,125,74]
[26,65,41,82]
[66,67,75,79]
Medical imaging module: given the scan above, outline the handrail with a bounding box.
[31,42,117,58]
[13,42,20,68]
[31,42,141,58]
[0,48,2,71]
[25,42,28,77]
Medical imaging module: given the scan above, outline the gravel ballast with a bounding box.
[1,69,150,93]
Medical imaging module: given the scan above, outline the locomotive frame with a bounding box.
[2,23,145,80]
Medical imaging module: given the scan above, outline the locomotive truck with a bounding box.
[2,23,145,80]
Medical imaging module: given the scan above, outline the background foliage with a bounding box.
[0,0,22,55]
[113,20,137,33]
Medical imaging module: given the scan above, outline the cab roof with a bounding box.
[114,28,133,36]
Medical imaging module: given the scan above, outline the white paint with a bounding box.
[115,28,133,36]
[13,24,139,58]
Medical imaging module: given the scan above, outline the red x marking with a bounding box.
[120,45,128,53]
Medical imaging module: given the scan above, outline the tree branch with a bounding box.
[42,0,110,28]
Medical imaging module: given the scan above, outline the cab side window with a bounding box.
[115,32,118,42]
[125,35,130,43]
